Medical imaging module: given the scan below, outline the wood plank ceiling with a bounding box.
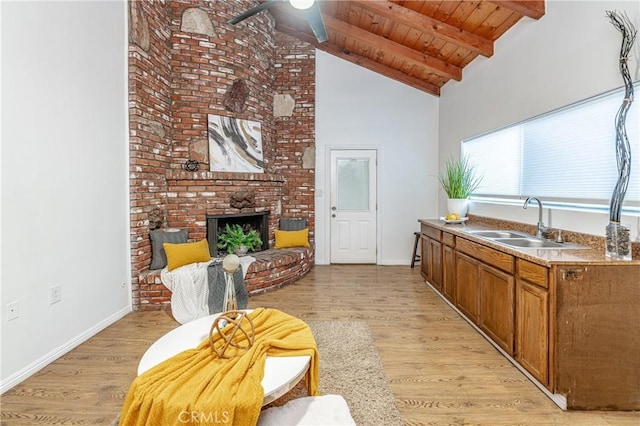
[270,0,545,96]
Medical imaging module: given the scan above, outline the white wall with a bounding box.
[315,51,440,265]
[0,1,130,391]
[439,0,640,238]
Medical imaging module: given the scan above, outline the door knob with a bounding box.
[331,206,337,211]
[331,214,336,218]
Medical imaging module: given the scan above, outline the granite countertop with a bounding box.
[419,218,640,267]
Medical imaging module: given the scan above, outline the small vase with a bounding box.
[222,271,238,313]
[605,222,631,260]
[447,198,469,217]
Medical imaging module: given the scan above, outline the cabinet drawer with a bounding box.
[517,259,548,289]
[442,232,455,247]
[421,224,441,241]
[457,238,514,274]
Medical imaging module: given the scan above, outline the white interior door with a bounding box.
[329,150,377,264]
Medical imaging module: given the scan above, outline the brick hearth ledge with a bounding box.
[138,247,314,311]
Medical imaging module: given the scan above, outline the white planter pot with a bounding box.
[233,245,249,256]
[447,198,469,218]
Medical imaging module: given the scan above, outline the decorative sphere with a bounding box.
[209,311,255,359]
[222,254,241,273]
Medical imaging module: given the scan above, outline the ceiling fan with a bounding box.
[227,0,328,43]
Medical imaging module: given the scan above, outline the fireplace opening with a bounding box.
[207,212,270,257]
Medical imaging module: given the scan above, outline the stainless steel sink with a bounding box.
[493,237,563,248]
[493,237,587,249]
[466,229,588,250]
[468,230,530,239]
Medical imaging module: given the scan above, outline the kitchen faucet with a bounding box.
[523,196,546,238]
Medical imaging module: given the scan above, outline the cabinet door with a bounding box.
[516,280,549,386]
[429,238,442,291]
[420,236,429,281]
[455,252,480,324]
[479,264,515,355]
[442,245,455,302]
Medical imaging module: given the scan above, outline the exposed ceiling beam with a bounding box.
[352,0,494,57]
[492,0,545,20]
[276,23,441,96]
[323,14,462,81]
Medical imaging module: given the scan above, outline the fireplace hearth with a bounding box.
[207,212,270,257]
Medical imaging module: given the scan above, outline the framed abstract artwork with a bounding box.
[207,114,264,173]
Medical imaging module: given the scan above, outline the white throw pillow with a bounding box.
[258,395,356,426]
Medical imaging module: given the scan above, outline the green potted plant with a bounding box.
[439,155,482,218]
[217,224,262,256]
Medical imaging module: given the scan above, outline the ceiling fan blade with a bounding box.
[227,0,283,25]
[303,2,328,43]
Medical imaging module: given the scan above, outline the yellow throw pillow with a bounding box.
[274,228,310,249]
[163,239,211,271]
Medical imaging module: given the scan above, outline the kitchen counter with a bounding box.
[418,217,640,411]
[418,218,640,266]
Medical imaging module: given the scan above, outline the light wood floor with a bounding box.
[1,265,638,425]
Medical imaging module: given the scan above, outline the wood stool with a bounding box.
[411,231,421,268]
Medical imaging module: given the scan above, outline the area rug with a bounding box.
[304,320,403,426]
[112,320,402,425]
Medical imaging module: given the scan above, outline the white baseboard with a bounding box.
[0,305,132,394]
[424,280,568,411]
[314,259,412,266]
[378,260,412,266]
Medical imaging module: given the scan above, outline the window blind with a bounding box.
[462,83,640,206]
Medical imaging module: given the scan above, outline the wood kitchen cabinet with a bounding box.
[516,259,549,386]
[421,226,455,296]
[429,238,442,291]
[455,237,515,344]
[420,224,442,290]
[454,240,515,352]
[420,235,429,281]
[418,219,640,410]
[480,264,515,355]
[442,244,455,302]
[454,251,480,324]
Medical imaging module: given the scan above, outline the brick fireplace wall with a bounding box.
[128,0,316,310]
[129,0,172,299]
[274,32,316,235]
[164,170,285,244]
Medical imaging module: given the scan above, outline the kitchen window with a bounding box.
[462,82,640,214]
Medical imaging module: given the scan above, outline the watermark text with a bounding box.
[178,410,230,424]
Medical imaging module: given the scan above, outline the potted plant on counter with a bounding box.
[439,155,482,218]
[217,224,262,256]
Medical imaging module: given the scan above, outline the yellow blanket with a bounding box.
[119,308,319,426]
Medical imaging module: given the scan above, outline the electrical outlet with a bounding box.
[7,301,19,321]
[51,285,62,304]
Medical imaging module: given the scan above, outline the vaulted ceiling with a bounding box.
[270,0,545,96]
